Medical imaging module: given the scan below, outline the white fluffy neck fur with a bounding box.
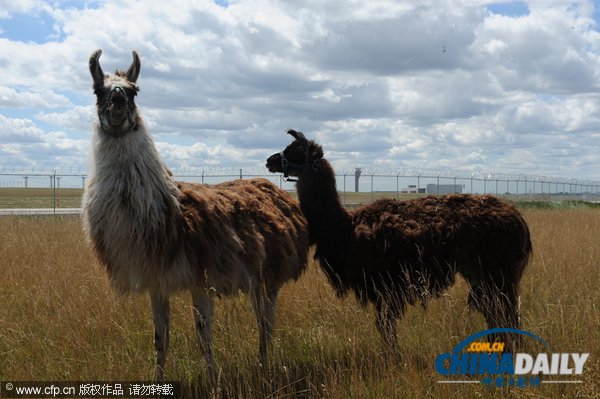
[83,118,184,294]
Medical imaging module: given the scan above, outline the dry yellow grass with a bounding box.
[0,209,598,398]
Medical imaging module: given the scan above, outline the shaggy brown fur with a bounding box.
[82,50,308,383]
[267,130,531,350]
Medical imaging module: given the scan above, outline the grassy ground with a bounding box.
[0,188,83,208]
[0,188,405,209]
[0,209,598,398]
[2,187,597,210]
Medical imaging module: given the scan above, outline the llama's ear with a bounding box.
[287,129,309,152]
[89,49,104,84]
[287,129,303,141]
[126,51,141,83]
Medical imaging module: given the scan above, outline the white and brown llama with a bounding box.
[82,50,309,383]
[267,130,532,351]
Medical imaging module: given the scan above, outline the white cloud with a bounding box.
[36,105,94,131]
[0,86,71,108]
[474,3,600,94]
[0,115,89,169]
[0,0,41,17]
[0,114,45,142]
[0,0,598,181]
[156,141,267,170]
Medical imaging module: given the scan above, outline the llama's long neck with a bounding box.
[296,160,353,284]
[91,120,178,205]
[83,105,184,295]
[85,119,180,248]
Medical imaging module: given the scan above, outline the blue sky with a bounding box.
[487,2,530,17]
[1,12,56,42]
[0,0,599,181]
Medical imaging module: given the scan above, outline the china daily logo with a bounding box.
[435,328,589,388]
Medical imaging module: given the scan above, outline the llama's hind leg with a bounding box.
[191,288,217,386]
[469,281,520,329]
[150,293,170,381]
[468,280,521,351]
[250,284,279,367]
[375,300,399,353]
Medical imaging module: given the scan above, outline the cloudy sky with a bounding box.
[0,0,599,180]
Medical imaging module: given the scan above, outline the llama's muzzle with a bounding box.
[109,87,127,110]
[265,153,282,173]
[100,86,136,130]
[100,87,127,115]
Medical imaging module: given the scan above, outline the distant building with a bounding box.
[426,184,463,194]
[401,184,426,194]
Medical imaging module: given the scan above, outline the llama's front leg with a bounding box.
[150,293,170,380]
[191,288,216,386]
[251,285,279,367]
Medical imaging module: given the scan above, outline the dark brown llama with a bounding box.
[266,130,531,350]
[82,50,309,383]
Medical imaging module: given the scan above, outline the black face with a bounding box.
[89,49,141,136]
[95,84,138,128]
[266,140,307,175]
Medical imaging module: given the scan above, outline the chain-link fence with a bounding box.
[1,169,599,213]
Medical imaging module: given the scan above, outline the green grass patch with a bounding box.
[0,188,83,208]
[515,200,600,210]
[1,188,598,212]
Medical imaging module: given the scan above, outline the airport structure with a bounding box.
[426,184,464,194]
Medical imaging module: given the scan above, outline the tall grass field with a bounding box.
[0,208,598,398]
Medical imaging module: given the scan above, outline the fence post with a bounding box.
[52,170,57,215]
[371,175,374,202]
[343,172,347,205]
